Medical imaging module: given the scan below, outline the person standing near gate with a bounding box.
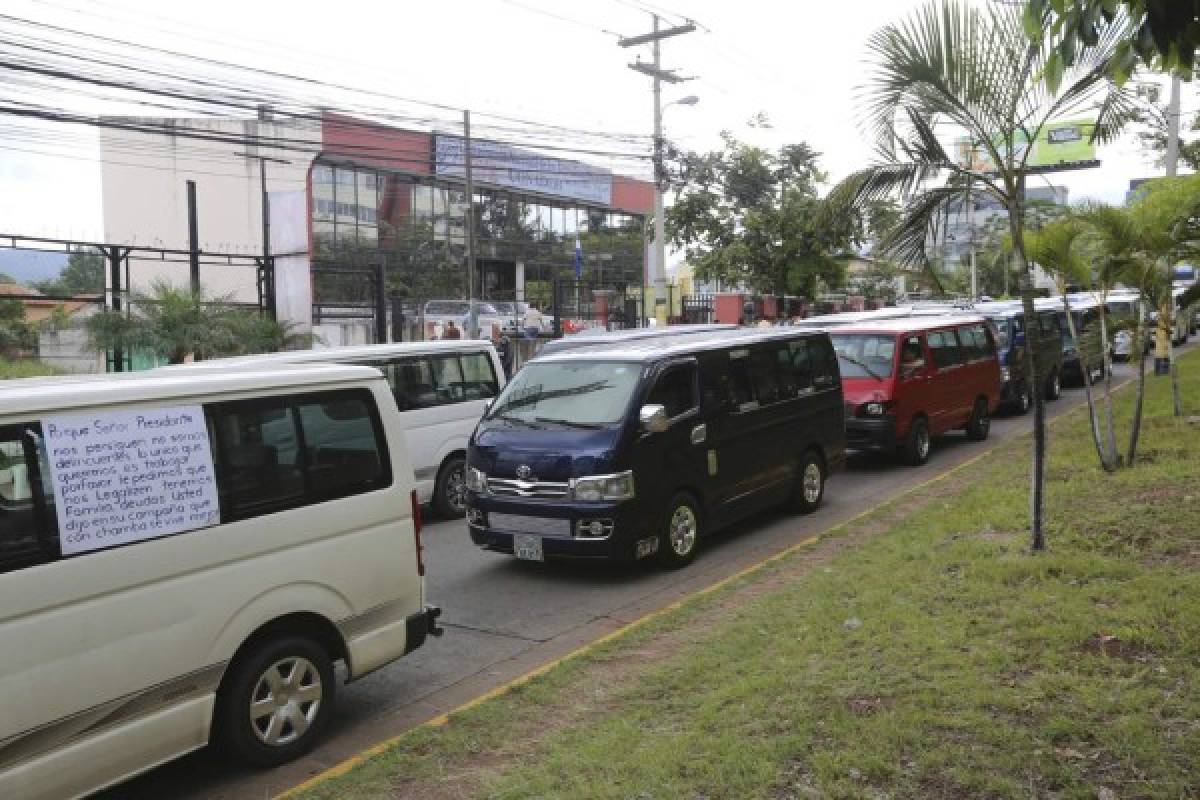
[443,320,462,340]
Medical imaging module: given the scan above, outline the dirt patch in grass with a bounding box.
[1080,633,1156,662]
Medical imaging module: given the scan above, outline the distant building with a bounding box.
[98,111,654,339]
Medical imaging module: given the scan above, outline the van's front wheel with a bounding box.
[901,417,931,466]
[215,635,335,767]
[434,456,468,518]
[656,493,700,569]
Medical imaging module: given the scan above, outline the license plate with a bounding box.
[635,536,659,559]
[514,533,544,561]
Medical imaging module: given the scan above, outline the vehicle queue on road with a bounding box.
[2,290,1176,798]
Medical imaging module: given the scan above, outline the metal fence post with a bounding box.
[375,255,388,344]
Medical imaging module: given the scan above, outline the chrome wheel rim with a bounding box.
[802,462,822,504]
[1051,375,1060,396]
[250,656,322,746]
[668,505,698,556]
[917,426,930,459]
[445,466,467,513]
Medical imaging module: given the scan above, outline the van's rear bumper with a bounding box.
[844,416,896,451]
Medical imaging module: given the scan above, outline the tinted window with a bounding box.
[648,364,697,419]
[0,424,55,573]
[210,389,389,522]
[749,346,781,404]
[928,330,964,368]
[431,354,466,403]
[960,324,991,360]
[389,357,439,410]
[809,336,841,389]
[727,350,756,410]
[779,340,814,395]
[384,353,498,409]
[460,352,499,399]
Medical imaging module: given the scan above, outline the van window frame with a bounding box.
[646,359,700,423]
[0,422,59,575]
[374,349,499,411]
[927,328,966,370]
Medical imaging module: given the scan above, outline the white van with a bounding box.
[0,364,440,800]
[162,340,506,518]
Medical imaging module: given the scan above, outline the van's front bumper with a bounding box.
[465,493,652,561]
[844,415,896,451]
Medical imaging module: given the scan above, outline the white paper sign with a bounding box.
[43,405,221,556]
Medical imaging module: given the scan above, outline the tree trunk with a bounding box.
[1008,202,1046,552]
[1126,316,1147,465]
[1063,293,1114,471]
[1098,302,1119,466]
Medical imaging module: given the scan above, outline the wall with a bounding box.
[99,117,312,302]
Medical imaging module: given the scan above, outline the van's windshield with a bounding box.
[829,334,895,380]
[487,360,643,427]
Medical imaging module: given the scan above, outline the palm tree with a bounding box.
[824,0,1139,550]
[1025,217,1117,471]
[87,281,313,365]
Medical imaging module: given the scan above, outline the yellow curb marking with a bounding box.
[277,445,1000,799]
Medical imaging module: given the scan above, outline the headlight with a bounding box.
[572,471,635,502]
[1000,366,1010,382]
[862,402,886,416]
[466,466,487,493]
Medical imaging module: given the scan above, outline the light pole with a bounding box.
[653,95,699,325]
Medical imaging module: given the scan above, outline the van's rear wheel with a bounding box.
[901,417,931,466]
[434,456,467,518]
[1044,371,1061,401]
[788,450,825,514]
[965,398,990,441]
[656,493,700,569]
[1014,384,1032,415]
[215,635,335,767]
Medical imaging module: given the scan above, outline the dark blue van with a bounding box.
[465,327,846,568]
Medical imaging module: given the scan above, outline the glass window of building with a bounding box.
[313,165,334,222]
[564,207,579,235]
[414,185,434,219]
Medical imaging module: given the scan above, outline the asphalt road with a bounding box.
[104,363,1145,800]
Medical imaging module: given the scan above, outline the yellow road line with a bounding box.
[277,445,1001,799]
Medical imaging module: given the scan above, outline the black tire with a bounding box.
[433,455,467,519]
[965,398,990,441]
[656,492,701,569]
[214,635,336,767]
[901,416,931,466]
[788,450,825,514]
[1013,383,1032,415]
[1044,370,1061,401]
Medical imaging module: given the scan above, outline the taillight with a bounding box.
[411,489,425,577]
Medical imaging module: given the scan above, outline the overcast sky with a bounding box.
[0,0,1182,245]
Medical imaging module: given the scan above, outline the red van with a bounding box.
[831,315,1002,465]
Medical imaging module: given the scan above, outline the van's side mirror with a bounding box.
[639,404,669,434]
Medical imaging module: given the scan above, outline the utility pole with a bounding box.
[967,180,977,300]
[621,15,696,327]
[1166,74,1182,177]
[235,151,291,319]
[463,109,478,337]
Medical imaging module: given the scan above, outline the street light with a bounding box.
[653,94,699,326]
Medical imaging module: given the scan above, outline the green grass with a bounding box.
[297,355,1200,800]
[0,359,57,379]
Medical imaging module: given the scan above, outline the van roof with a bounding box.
[157,340,497,373]
[830,314,989,335]
[537,323,736,355]
[532,326,827,363]
[0,363,384,417]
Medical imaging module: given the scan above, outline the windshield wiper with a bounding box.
[837,353,884,381]
[534,416,603,429]
[494,413,543,428]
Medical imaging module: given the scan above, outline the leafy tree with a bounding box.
[666,134,853,297]
[1131,82,1200,171]
[823,0,1138,551]
[87,281,313,365]
[0,298,33,358]
[37,250,105,295]
[1025,0,1200,78]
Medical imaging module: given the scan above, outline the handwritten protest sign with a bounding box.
[43,405,221,556]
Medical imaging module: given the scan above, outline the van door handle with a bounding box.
[690,424,707,445]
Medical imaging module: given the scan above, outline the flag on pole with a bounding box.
[574,236,583,278]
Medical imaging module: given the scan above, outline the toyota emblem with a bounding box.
[516,465,534,480]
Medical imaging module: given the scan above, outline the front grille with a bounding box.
[486,476,570,499]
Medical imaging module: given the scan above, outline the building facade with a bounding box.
[99,112,655,337]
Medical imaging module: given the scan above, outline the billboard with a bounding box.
[956,118,1098,173]
[434,135,613,206]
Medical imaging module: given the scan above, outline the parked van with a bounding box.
[1037,296,1105,385]
[163,341,505,517]
[465,328,846,567]
[536,323,737,357]
[972,301,1064,412]
[833,315,1002,464]
[0,365,439,800]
